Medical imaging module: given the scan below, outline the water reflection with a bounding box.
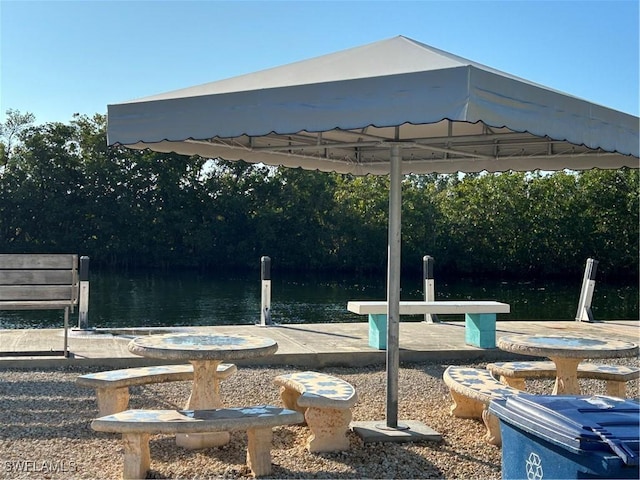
[1,270,637,329]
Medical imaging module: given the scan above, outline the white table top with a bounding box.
[498,334,638,359]
[128,333,278,361]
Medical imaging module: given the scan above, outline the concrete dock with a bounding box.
[1,319,637,369]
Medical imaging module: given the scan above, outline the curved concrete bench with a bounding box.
[443,366,520,446]
[486,361,639,397]
[77,363,237,415]
[273,371,357,452]
[91,405,303,479]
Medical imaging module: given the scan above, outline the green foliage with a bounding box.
[576,169,639,275]
[0,112,637,279]
[0,109,35,168]
[331,174,389,272]
[436,172,529,273]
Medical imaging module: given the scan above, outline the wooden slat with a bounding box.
[0,254,77,269]
[0,270,74,285]
[0,285,74,301]
[0,300,74,309]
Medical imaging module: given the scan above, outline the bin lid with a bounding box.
[489,394,639,466]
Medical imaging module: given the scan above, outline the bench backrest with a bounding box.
[0,254,79,309]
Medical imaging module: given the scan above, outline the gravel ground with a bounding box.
[0,357,638,479]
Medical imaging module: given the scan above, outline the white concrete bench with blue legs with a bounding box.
[77,363,237,416]
[486,361,640,397]
[91,405,303,479]
[273,371,357,453]
[347,300,510,349]
[443,365,520,446]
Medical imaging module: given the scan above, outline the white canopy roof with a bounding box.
[106,35,639,434]
[107,36,638,175]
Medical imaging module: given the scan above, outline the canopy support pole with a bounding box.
[386,144,403,429]
[351,143,442,443]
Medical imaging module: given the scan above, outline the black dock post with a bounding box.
[423,255,439,323]
[77,256,91,330]
[259,256,272,326]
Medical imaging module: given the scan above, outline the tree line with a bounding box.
[0,111,638,279]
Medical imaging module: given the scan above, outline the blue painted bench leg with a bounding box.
[465,313,496,348]
[368,314,387,350]
[369,312,496,349]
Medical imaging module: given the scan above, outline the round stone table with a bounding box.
[497,334,638,395]
[128,332,278,448]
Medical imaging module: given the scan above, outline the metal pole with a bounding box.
[260,256,272,326]
[575,258,598,322]
[385,144,403,429]
[78,256,90,330]
[423,255,439,323]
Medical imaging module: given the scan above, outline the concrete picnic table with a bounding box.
[497,334,639,395]
[128,332,277,449]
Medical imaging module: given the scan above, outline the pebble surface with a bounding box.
[0,358,637,479]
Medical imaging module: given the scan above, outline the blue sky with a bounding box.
[1,0,638,126]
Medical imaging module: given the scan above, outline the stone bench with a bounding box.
[91,405,303,478]
[486,360,640,397]
[77,363,237,416]
[442,365,520,446]
[273,371,357,452]
[347,300,510,349]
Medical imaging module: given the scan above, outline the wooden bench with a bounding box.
[443,365,520,446]
[0,253,83,357]
[273,371,357,452]
[486,361,640,397]
[77,363,237,416]
[347,300,510,349]
[91,405,303,478]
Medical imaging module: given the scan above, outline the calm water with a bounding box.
[0,270,637,329]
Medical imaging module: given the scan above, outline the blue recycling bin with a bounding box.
[488,394,639,479]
